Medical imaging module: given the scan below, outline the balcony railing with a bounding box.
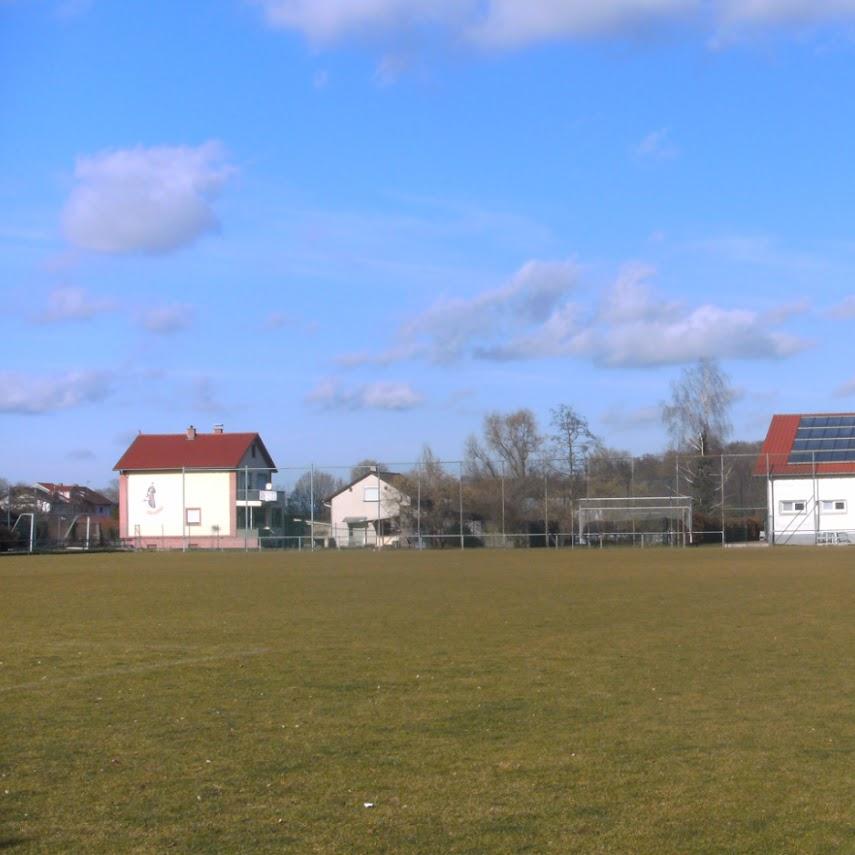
[236,489,285,504]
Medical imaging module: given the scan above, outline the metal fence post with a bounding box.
[720,453,725,547]
[501,461,506,548]
[458,461,464,551]
[310,464,315,552]
[544,468,549,548]
[182,466,186,552]
[767,452,774,546]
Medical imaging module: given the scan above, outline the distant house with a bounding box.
[3,482,116,546]
[756,413,855,545]
[325,470,410,547]
[113,425,280,549]
[34,483,115,517]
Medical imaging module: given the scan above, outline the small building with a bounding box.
[114,425,280,549]
[33,483,117,545]
[757,413,855,545]
[325,470,410,547]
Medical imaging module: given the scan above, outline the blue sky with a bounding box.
[3,0,855,486]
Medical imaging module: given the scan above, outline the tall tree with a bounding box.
[662,358,733,455]
[549,405,600,475]
[465,409,542,480]
[663,358,734,516]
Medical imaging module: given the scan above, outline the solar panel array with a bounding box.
[788,415,855,464]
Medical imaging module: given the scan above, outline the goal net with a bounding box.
[577,496,693,547]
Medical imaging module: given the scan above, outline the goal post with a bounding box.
[577,496,693,547]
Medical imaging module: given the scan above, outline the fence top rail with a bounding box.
[579,505,692,513]
[578,495,693,503]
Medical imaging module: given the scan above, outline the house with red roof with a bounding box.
[756,413,855,545]
[114,425,280,549]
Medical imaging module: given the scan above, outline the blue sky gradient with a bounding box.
[3,0,855,485]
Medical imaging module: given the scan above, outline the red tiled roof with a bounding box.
[755,413,855,477]
[114,432,276,471]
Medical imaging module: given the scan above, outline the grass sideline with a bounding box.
[2,548,854,854]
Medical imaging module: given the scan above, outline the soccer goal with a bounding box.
[577,496,693,547]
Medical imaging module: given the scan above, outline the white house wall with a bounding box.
[329,474,407,547]
[127,471,232,539]
[768,476,855,544]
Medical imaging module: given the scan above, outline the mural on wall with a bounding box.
[144,482,164,515]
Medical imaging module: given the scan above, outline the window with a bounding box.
[780,500,806,514]
[185,507,202,526]
[364,486,379,502]
[821,500,847,513]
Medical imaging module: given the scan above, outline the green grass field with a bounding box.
[2,548,855,854]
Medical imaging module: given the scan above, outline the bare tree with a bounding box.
[465,409,542,480]
[288,471,343,519]
[549,405,600,475]
[663,358,735,517]
[662,358,733,455]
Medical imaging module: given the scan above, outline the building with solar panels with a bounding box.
[757,413,855,545]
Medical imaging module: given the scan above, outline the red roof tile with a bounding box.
[114,432,276,471]
[755,413,855,476]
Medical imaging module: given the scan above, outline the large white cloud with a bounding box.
[339,261,810,368]
[0,370,112,414]
[62,142,233,255]
[254,0,855,47]
[307,378,424,410]
[341,259,578,366]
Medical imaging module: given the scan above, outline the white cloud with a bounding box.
[0,370,112,414]
[586,302,807,366]
[470,0,693,47]
[253,0,855,49]
[827,295,855,319]
[34,286,115,323]
[140,304,194,334]
[342,258,578,365]
[339,260,810,368]
[307,378,423,410]
[62,142,233,255]
[719,0,855,26]
[254,0,469,42]
[634,128,679,161]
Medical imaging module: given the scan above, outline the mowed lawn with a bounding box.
[2,549,855,854]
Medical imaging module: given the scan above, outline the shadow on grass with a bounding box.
[0,837,29,850]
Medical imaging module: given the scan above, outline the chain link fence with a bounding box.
[6,451,850,552]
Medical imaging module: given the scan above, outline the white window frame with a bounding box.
[820,499,847,514]
[780,500,806,515]
[363,486,379,503]
[185,507,202,526]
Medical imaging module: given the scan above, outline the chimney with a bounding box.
[186,425,197,440]
[213,424,224,435]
